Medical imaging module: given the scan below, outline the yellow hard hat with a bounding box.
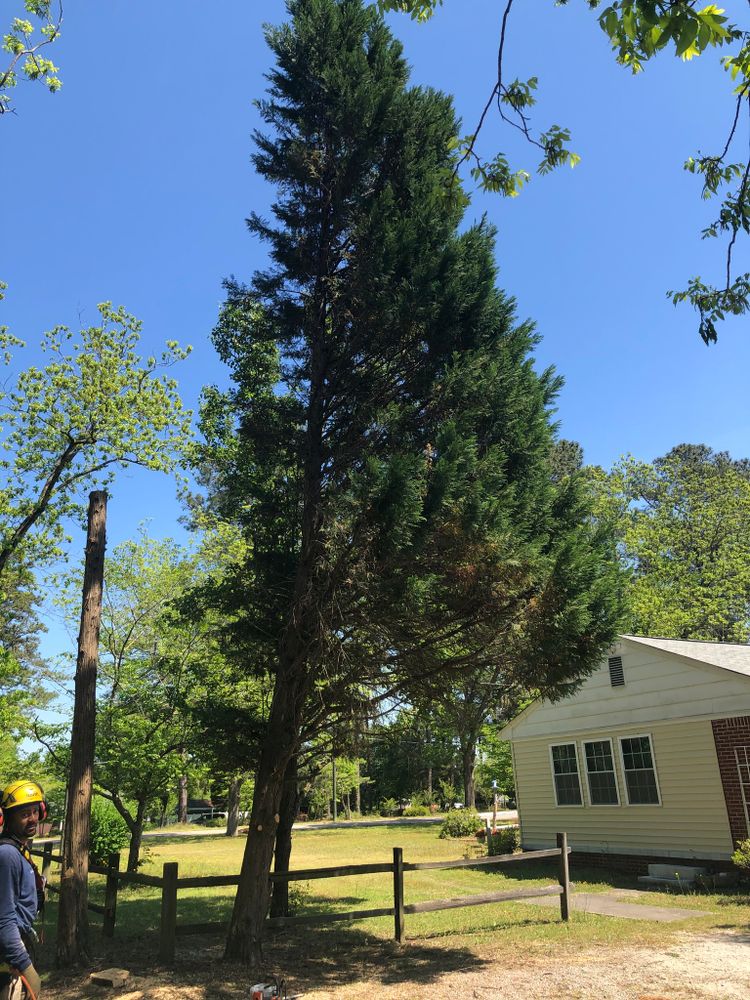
[0,780,46,816]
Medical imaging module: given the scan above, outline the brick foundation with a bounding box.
[711,716,750,846]
[570,849,735,877]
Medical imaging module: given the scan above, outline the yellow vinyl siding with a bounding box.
[513,718,734,859]
[502,640,750,741]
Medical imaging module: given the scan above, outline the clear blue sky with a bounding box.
[2,0,748,645]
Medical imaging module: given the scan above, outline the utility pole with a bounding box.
[57,491,107,967]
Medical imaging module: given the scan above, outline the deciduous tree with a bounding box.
[595,443,750,640]
[0,303,191,576]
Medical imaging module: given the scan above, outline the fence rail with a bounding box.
[33,831,572,965]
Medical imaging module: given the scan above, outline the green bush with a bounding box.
[487,825,520,855]
[198,817,227,828]
[732,838,750,871]
[379,797,399,817]
[90,798,130,864]
[403,804,430,817]
[439,808,481,839]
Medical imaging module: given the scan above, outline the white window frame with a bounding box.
[582,737,621,807]
[618,733,662,806]
[734,746,750,837]
[548,742,584,808]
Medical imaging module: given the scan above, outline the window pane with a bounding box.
[555,773,582,806]
[552,744,578,774]
[620,737,659,804]
[551,744,582,805]
[584,740,619,805]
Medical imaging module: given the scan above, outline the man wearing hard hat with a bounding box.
[0,781,47,999]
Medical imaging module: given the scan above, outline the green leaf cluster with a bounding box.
[0,302,192,574]
[1,1,62,115]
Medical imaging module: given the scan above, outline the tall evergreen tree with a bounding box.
[196,0,623,963]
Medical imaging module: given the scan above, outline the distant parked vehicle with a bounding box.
[187,808,227,824]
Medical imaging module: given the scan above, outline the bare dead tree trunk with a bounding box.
[177,774,188,824]
[226,775,244,837]
[56,490,107,968]
[269,756,298,920]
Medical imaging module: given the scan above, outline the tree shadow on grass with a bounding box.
[40,892,491,998]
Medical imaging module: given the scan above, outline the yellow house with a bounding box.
[500,635,750,873]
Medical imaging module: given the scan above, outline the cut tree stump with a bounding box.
[90,968,130,987]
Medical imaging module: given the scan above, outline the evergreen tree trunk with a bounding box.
[224,666,307,964]
[427,765,433,801]
[269,756,299,920]
[355,759,361,815]
[126,798,146,873]
[177,774,188,824]
[226,775,244,837]
[57,490,107,967]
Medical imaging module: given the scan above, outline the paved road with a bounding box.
[34,810,518,844]
[141,809,518,838]
[521,888,711,921]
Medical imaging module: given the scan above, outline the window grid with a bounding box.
[619,735,660,805]
[550,743,583,807]
[583,739,619,805]
[734,746,750,836]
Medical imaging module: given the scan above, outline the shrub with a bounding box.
[198,817,227,828]
[403,804,430,817]
[379,797,399,817]
[90,798,130,865]
[439,808,481,839]
[732,838,750,872]
[487,825,520,855]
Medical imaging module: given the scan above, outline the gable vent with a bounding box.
[608,655,625,687]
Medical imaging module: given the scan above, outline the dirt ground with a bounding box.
[45,930,750,999]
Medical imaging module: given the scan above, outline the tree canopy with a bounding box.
[0,303,192,575]
[594,443,750,641]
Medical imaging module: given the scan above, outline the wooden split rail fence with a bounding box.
[32,831,572,965]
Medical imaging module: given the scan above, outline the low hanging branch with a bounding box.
[380,0,750,341]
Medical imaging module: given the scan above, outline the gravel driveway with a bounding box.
[49,930,750,999]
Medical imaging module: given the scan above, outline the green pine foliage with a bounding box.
[197,0,624,717]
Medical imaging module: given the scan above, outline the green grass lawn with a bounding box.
[39,824,750,976]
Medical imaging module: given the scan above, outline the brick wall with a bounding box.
[571,849,735,877]
[711,716,750,846]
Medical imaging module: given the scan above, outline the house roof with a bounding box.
[621,635,750,678]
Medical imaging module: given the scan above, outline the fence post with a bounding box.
[159,862,179,964]
[392,847,404,944]
[557,832,570,922]
[103,851,120,938]
[41,842,53,883]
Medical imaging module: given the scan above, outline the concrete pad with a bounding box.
[519,891,710,922]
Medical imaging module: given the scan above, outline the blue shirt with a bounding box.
[0,840,37,971]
